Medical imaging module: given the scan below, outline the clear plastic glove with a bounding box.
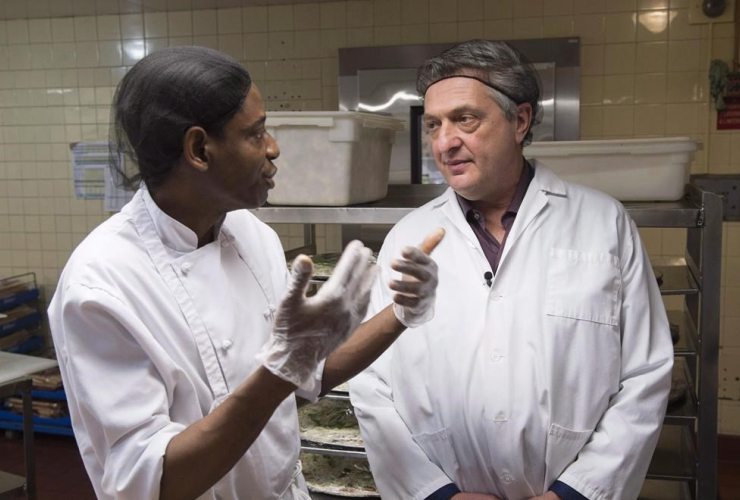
[391,228,445,328]
[257,240,377,389]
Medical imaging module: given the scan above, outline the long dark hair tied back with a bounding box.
[110,46,252,191]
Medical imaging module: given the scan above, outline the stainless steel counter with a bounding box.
[251,185,703,228]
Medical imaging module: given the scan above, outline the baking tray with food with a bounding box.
[299,397,365,452]
[287,253,378,282]
[325,382,350,402]
[300,452,379,498]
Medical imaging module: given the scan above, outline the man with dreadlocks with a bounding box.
[350,39,673,500]
[48,46,444,499]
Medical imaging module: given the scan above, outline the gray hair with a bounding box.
[417,39,543,146]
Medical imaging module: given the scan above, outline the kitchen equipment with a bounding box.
[301,453,379,498]
[265,112,405,206]
[338,38,581,185]
[287,253,378,281]
[299,396,377,497]
[668,374,688,412]
[299,398,364,450]
[524,138,698,201]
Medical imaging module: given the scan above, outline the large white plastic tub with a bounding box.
[524,138,698,201]
[265,112,405,206]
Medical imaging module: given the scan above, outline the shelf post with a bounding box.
[21,377,36,500]
[696,189,722,500]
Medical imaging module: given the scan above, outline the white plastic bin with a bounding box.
[524,138,698,201]
[265,112,406,206]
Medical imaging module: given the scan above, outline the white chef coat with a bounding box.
[48,187,320,500]
[349,161,673,500]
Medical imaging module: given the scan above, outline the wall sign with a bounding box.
[725,72,740,97]
[717,97,740,130]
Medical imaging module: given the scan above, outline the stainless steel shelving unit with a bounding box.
[251,183,722,500]
[0,377,33,500]
[0,349,59,500]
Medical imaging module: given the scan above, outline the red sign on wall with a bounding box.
[717,97,740,130]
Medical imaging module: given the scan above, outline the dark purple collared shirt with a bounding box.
[456,160,534,276]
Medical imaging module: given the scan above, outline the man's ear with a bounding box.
[515,103,533,145]
[183,126,209,173]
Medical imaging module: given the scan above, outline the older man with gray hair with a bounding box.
[350,39,673,500]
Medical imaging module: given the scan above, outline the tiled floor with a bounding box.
[0,432,738,499]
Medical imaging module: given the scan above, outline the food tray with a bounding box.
[0,305,41,337]
[31,368,63,392]
[287,253,378,281]
[301,453,379,498]
[299,398,364,450]
[0,279,39,312]
[4,397,66,419]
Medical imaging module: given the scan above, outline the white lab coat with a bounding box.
[48,188,319,500]
[349,162,673,500]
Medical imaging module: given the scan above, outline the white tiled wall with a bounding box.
[0,0,739,433]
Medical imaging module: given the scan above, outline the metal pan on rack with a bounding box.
[326,382,350,401]
[301,440,366,456]
[333,382,350,393]
[299,398,364,450]
[287,253,378,282]
[300,452,379,498]
[301,429,364,451]
[298,394,378,497]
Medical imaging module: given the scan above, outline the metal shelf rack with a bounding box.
[251,183,722,500]
[0,273,43,354]
[0,377,34,500]
[0,353,57,500]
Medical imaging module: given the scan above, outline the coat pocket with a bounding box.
[545,247,620,327]
[543,423,594,490]
[411,428,460,483]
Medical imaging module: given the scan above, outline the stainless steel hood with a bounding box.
[338,38,581,184]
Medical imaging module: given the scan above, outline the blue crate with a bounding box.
[0,393,72,436]
[30,390,66,401]
[0,418,74,436]
[1,335,44,354]
[0,313,42,337]
[0,410,71,428]
[0,289,39,312]
[0,409,73,435]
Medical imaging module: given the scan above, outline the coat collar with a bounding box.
[501,160,565,258]
[141,185,225,254]
[221,222,277,307]
[528,159,567,197]
[434,160,567,262]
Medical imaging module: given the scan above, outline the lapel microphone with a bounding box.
[484,271,493,288]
